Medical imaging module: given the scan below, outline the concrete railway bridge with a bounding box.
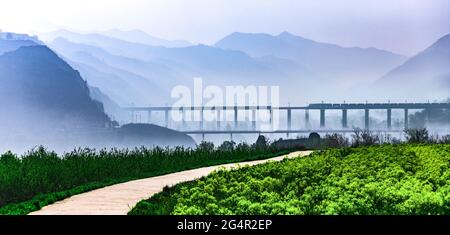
[123,102,450,139]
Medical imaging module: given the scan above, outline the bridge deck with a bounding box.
[181,129,404,135]
[123,102,450,111]
[307,103,450,110]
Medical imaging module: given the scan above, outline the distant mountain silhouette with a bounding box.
[43,30,409,103]
[0,40,197,152]
[0,38,39,55]
[44,32,286,82]
[49,38,172,105]
[144,44,287,84]
[98,29,192,48]
[46,33,310,100]
[215,32,407,83]
[0,45,111,131]
[39,30,163,60]
[375,34,450,99]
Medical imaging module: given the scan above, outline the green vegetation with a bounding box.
[0,144,293,215]
[129,144,450,215]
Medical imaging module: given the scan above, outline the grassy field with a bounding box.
[0,145,290,215]
[129,144,450,215]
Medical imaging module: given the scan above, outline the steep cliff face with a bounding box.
[0,45,110,132]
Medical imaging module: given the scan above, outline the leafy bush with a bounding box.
[254,135,269,150]
[270,138,308,151]
[218,141,236,152]
[404,128,430,143]
[324,133,349,148]
[351,128,380,147]
[197,141,215,152]
[130,144,450,215]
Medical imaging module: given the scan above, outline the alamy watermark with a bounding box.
[171,78,280,131]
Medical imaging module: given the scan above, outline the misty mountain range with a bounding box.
[1,29,450,129]
[37,29,430,107]
[97,29,192,48]
[0,35,196,153]
[215,32,407,83]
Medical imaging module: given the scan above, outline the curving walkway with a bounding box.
[29,151,313,215]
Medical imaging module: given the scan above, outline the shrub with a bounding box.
[324,133,349,149]
[197,141,215,152]
[130,144,450,215]
[218,141,236,152]
[404,128,429,144]
[270,138,307,151]
[254,135,269,150]
[351,128,380,147]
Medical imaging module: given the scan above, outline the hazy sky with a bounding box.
[0,0,449,55]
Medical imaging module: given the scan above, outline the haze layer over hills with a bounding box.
[41,29,449,106]
[374,34,450,100]
[0,34,196,153]
[216,32,407,84]
[1,29,450,153]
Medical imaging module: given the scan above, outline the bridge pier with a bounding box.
[305,109,310,129]
[387,109,392,129]
[234,106,238,129]
[244,106,253,130]
[200,108,204,130]
[269,107,273,127]
[136,113,141,123]
[342,109,348,128]
[130,111,134,123]
[252,108,257,131]
[287,109,292,131]
[404,109,409,129]
[181,108,186,130]
[164,110,169,128]
[216,109,221,130]
[365,109,370,130]
[320,109,325,128]
[147,110,152,124]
